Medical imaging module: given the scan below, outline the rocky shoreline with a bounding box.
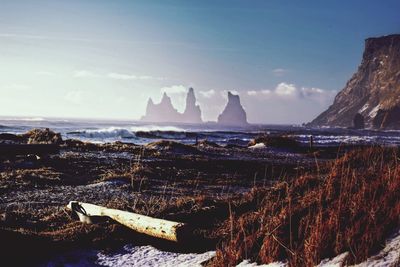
[0,129,396,266]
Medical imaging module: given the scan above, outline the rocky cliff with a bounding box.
[309,34,400,129]
[218,92,248,126]
[141,88,203,124]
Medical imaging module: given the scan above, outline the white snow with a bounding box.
[359,103,369,113]
[236,229,400,267]
[369,104,381,118]
[316,252,349,267]
[44,230,400,267]
[96,245,216,267]
[355,229,400,267]
[45,245,215,267]
[236,260,286,267]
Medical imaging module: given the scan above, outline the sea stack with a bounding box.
[309,34,400,129]
[141,88,203,124]
[182,87,202,123]
[141,92,181,123]
[218,91,248,126]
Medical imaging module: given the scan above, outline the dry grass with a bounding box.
[212,146,400,266]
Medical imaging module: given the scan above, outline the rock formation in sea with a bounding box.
[309,34,400,129]
[182,88,202,124]
[141,88,203,124]
[217,91,248,126]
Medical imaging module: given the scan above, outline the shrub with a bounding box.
[213,147,400,266]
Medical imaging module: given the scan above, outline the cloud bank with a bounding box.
[241,82,336,124]
[154,82,335,124]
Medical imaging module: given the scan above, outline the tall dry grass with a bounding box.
[212,146,400,266]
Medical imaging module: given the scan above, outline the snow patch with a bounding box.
[249,143,266,149]
[355,229,400,267]
[45,245,215,267]
[235,229,400,267]
[359,103,369,113]
[237,260,286,266]
[369,104,381,118]
[96,245,215,267]
[316,252,349,266]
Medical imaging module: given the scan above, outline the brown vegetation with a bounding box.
[212,146,400,266]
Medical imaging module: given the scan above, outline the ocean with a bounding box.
[1,117,400,146]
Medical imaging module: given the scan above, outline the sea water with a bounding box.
[1,117,400,146]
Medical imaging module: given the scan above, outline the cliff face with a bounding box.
[218,92,248,126]
[310,34,400,129]
[141,88,203,124]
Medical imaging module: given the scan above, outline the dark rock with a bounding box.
[182,87,202,123]
[353,113,365,129]
[0,133,24,143]
[217,92,248,126]
[309,34,400,129]
[22,128,63,145]
[141,88,203,124]
[141,92,181,123]
[145,140,200,154]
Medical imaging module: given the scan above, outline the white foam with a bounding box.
[71,125,186,140]
[0,117,45,121]
[79,127,135,139]
[130,125,185,132]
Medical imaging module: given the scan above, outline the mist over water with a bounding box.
[1,117,399,146]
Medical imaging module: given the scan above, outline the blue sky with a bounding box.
[1,0,399,123]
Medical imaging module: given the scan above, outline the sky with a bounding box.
[0,0,399,124]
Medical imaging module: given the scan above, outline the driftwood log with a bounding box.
[67,201,191,243]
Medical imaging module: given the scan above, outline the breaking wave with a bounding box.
[67,125,187,140]
[68,127,135,139]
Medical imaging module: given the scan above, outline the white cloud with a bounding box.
[243,82,336,124]
[160,85,187,95]
[272,68,287,77]
[275,82,297,96]
[64,90,84,104]
[35,71,55,76]
[246,83,333,100]
[3,83,31,91]
[107,72,165,81]
[261,89,272,95]
[199,89,215,98]
[159,85,187,112]
[73,70,98,78]
[220,90,239,100]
